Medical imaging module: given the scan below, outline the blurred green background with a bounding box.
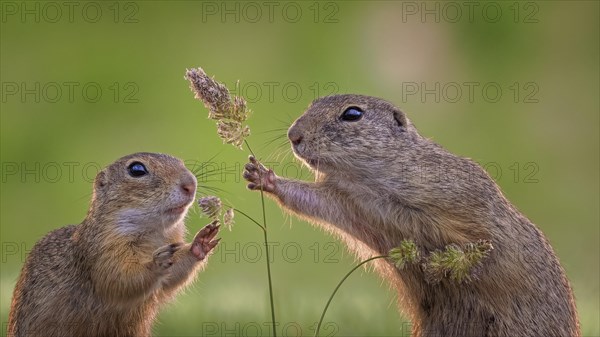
[1,1,598,336]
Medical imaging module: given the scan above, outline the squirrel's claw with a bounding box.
[153,243,182,271]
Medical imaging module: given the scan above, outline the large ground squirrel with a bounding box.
[8,152,220,337]
[244,94,580,337]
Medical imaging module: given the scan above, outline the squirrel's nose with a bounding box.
[288,129,303,146]
[181,183,194,195]
[180,176,197,197]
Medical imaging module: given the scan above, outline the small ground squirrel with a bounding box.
[244,94,580,337]
[8,152,220,337]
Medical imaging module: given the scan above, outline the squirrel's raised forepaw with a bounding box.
[243,155,277,193]
[191,220,221,260]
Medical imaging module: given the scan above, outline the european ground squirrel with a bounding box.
[8,152,220,337]
[244,94,580,337]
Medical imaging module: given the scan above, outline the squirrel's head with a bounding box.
[288,94,420,177]
[89,152,197,233]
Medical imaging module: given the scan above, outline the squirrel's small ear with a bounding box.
[94,170,108,190]
[392,108,408,129]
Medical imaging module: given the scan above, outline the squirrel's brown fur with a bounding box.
[244,95,580,337]
[8,152,220,337]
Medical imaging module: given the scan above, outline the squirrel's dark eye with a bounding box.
[128,162,148,177]
[340,107,363,122]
